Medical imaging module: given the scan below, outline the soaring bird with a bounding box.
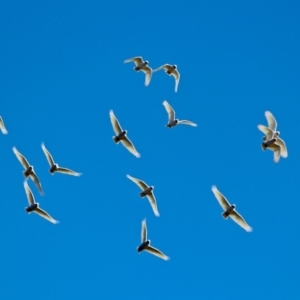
[162,100,197,128]
[12,147,44,195]
[124,56,152,86]
[137,219,169,260]
[153,64,180,92]
[23,181,59,224]
[126,175,159,216]
[41,143,81,176]
[0,116,8,134]
[211,185,252,232]
[109,110,141,158]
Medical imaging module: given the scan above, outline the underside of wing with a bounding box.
[121,136,141,158]
[275,137,288,158]
[178,120,197,127]
[162,100,175,122]
[0,116,8,134]
[124,56,143,66]
[34,207,59,224]
[230,210,252,232]
[41,143,55,167]
[109,110,123,135]
[56,167,82,176]
[141,219,147,243]
[126,175,148,191]
[144,245,170,260]
[142,66,152,86]
[12,147,30,169]
[23,181,35,205]
[30,174,44,195]
[211,185,231,211]
[146,193,160,217]
[265,111,277,131]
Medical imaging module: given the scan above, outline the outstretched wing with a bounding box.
[153,64,169,72]
[30,173,44,195]
[172,70,180,92]
[265,111,277,131]
[144,245,170,260]
[126,175,149,191]
[162,100,175,122]
[12,147,31,170]
[124,56,143,66]
[33,207,59,224]
[41,143,55,167]
[23,181,35,205]
[109,110,123,135]
[121,136,141,158]
[211,185,231,211]
[177,120,197,127]
[141,219,147,243]
[230,210,253,232]
[142,66,152,86]
[267,143,281,163]
[275,137,288,158]
[257,125,274,140]
[146,192,160,217]
[56,167,82,176]
[0,116,8,134]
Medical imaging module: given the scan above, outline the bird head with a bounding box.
[173,65,177,69]
[145,61,149,65]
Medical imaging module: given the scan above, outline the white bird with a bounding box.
[153,64,180,92]
[109,110,141,158]
[211,185,253,232]
[137,219,169,261]
[12,147,44,195]
[23,181,59,224]
[124,56,152,86]
[0,116,8,134]
[162,100,197,128]
[41,143,82,176]
[126,175,159,217]
[258,111,287,158]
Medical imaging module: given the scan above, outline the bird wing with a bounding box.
[0,116,8,134]
[265,111,277,131]
[146,192,160,217]
[126,175,149,191]
[177,120,197,127]
[142,66,152,86]
[162,100,175,122]
[171,70,180,92]
[230,210,253,232]
[30,173,44,195]
[41,143,55,167]
[12,147,30,169]
[267,143,281,163]
[257,125,274,140]
[33,207,59,224]
[23,181,35,205]
[56,167,82,176]
[141,219,147,243]
[109,110,123,135]
[211,185,231,211]
[275,137,288,158]
[144,245,170,260]
[121,136,141,158]
[153,64,169,72]
[124,56,143,66]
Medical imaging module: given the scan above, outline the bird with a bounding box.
[0,116,8,134]
[137,219,169,260]
[258,111,287,159]
[162,100,197,128]
[124,56,152,86]
[12,147,44,195]
[41,143,82,176]
[109,110,141,158]
[126,175,159,217]
[211,185,253,232]
[261,139,282,163]
[23,181,59,224]
[153,64,180,92]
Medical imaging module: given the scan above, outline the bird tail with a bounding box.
[222,212,229,219]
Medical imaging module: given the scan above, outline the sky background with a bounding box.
[0,0,300,299]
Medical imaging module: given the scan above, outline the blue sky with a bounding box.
[1,0,300,299]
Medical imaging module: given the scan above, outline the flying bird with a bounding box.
[153,64,180,92]
[12,147,44,195]
[137,219,169,260]
[124,56,152,86]
[109,110,141,158]
[41,143,81,176]
[23,181,59,224]
[211,185,253,232]
[261,139,282,163]
[126,175,159,216]
[162,100,197,128]
[0,116,8,134]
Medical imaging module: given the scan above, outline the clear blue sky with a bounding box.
[1,0,299,299]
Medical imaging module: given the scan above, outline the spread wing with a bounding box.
[177,120,197,127]
[30,173,44,195]
[146,192,160,217]
[265,111,277,131]
[162,100,175,122]
[230,210,253,232]
[56,167,82,176]
[126,175,149,191]
[124,56,143,66]
[109,110,123,135]
[153,64,169,72]
[121,136,141,158]
[0,116,8,134]
[142,66,152,86]
[172,69,180,92]
[33,207,59,224]
[211,185,231,211]
[144,245,170,260]
[12,147,30,170]
[141,219,147,243]
[257,125,274,140]
[23,181,35,205]
[41,143,55,167]
[275,137,288,158]
[267,143,281,163]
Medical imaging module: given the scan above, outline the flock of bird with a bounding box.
[0,55,288,262]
